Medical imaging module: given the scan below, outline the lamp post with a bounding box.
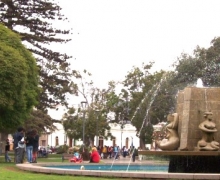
[119,112,125,149]
[121,124,124,149]
[81,101,87,149]
[131,136,133,149]
[95,110,100,147]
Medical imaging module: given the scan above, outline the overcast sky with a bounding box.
[55,0,220,89]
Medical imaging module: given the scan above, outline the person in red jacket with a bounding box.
[90,147,100,163]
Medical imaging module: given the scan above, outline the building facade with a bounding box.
[39,122,140,149]
[39,107,140,149]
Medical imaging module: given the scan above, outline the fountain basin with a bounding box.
[16,162,220,179]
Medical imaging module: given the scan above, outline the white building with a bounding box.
[96,122,139,148]
[39,107,140,148]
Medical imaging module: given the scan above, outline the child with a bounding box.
[74,151,80,160]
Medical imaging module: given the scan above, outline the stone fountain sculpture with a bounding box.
[176,87,220,151]
[197,111,219,151]
[171,87,220,173]
[157,113,180,150]
[141,87,220,173]
[157,110,219,151]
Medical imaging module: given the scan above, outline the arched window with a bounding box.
[126,137,129,148]
[112,138,116,146]
[99,137,103,147]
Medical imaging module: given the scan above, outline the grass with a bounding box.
[0,153,156,180]
[0,163,118,180]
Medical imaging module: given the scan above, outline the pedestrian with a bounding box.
[32,129,39,163]
[131,146,138,162]
[123,146,128,158]
[107,146,113,159]
[113,144,119,159]
[25,129,35,163]
[13,127,25,164]
[5,139,11,162]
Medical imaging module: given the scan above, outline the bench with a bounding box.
[62,153,73,162]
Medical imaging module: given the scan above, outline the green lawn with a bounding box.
[0,153,147,180]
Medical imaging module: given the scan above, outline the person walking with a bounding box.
[32,129,39,163]
[123,146,128,158]
[131,146,138,162]
[5,139,11,162]
[13,127,25,164]
[25,129,35,163]
[113,144,119,159]
[107,146,113,159]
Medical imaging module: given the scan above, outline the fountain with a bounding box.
[140,86,220,173]
[16,87,220,179]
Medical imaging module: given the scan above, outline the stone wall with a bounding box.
[176,87,220,151]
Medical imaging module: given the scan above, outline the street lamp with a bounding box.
[81,101,87,148]
[119,112,125,149]
[121,124,124,150]
[131,136,133,149]
[95,110,100,147]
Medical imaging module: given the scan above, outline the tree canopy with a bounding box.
[0,0,73,110]
[0,24,39,132]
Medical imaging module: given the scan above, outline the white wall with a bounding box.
[95,123,139,148]
[47,107,140,148]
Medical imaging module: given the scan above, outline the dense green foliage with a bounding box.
[172,38,220,87]
[0,0,73,110]
[0,0,79,132]
[0,24,39,132]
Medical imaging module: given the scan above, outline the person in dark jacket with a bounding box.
[5,139,11,162]
[32,129,39,163]
[13,127,25,164]
[131,146,138,162]
[25,129,35,163]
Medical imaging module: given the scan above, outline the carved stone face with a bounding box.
[167,114,173,123]
[207,114,213,120]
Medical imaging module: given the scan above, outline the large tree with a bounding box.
[172,37,220,87]
[0,0,73,110]
[0,24,39,132]
[63,71,122,146]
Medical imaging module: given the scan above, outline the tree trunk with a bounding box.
[140,138,145,149]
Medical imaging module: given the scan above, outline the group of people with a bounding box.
[9,127,139,164]
[96,144,137,160]
[70,144,138,164]
[97,145,121,159]
[12,127,39,164]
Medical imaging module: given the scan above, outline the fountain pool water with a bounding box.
[44,164,168,172]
